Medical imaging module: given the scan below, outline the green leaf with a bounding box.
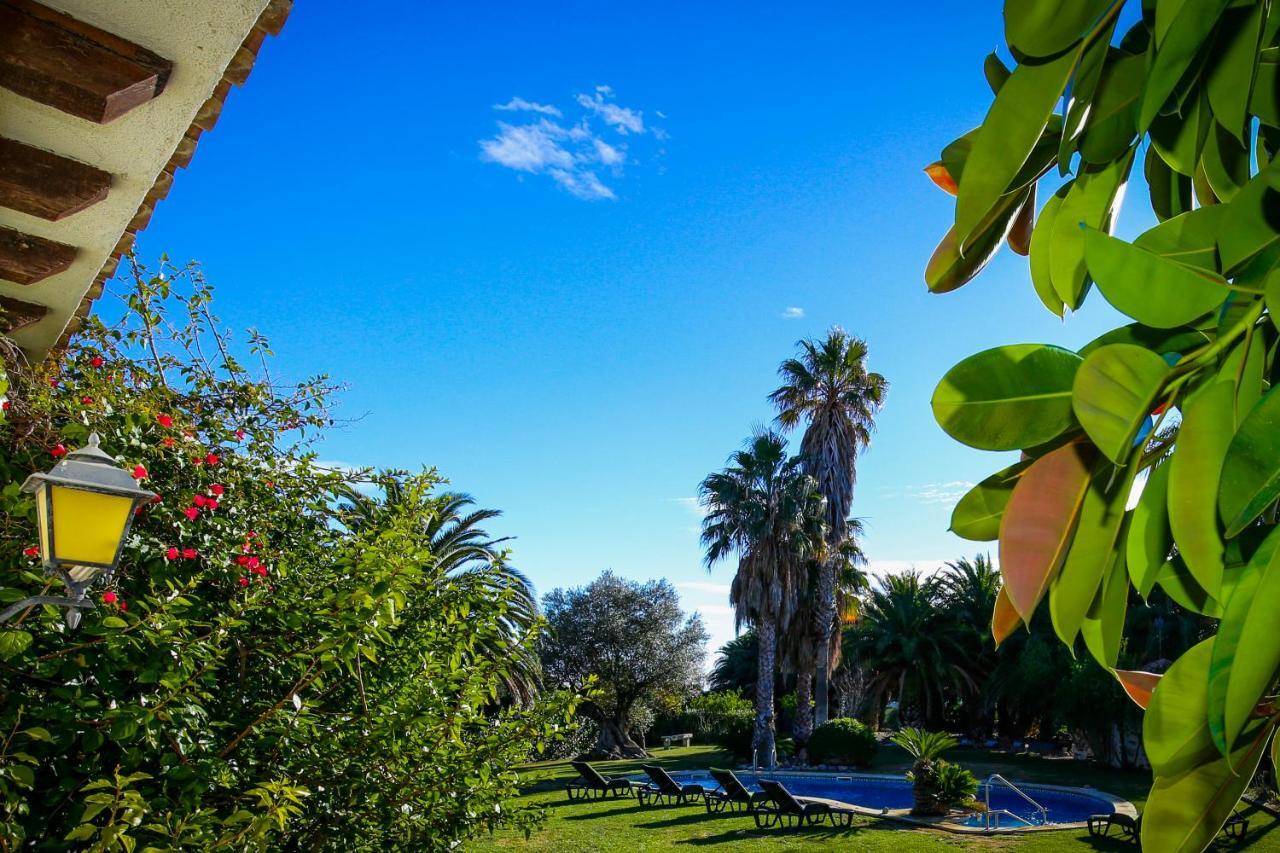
[1060,29,1119,169]
[955,48,1080,246]
[1145,639,1222,778]
[1078,49,1146,164]
[1049,455,1135,645]
[1169,380,1234,598]
[0,630,32,661]
[1205,1,1265,141]
[1219,384,1280,536]
[999,442,1096,620]
[1138,0,1234,132]
[1127,460,1172,597]
[1218,160,1280,274]
[1080,550,1128,668]
[1201,123,1250,203]
[1133,204,1226,273]
[101,616,127,629]
[1078,322,1210,358]
[983,52,1011,95]
[1156,557,1224,617]
[1150,90,1212,176]
[1208,525,1280,757]
[1072,343,1171,464]
[1084,228,1231,327]
[932,344,1082,451]
[1029,185,1068,316]
[926,188,1030,293]
[1141,722,1272,853]
[1004,0,1114,59]
[950,460,1030,541]
[1146,144,1194,221]
[1049,148,1136,308]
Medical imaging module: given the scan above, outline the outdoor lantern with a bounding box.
[15,433,156,626]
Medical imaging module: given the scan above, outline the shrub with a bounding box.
[807,718,878,767]
[915,761,980,811]
[709,705,756,758]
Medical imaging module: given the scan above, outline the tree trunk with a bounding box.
[813,557,836,727]
[794,664,814,750]
[593,717,649,759]
[755,617,778,768]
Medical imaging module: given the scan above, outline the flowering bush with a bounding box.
[0,258,579,850]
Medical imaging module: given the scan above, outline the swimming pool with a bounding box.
[637,770,1128,830]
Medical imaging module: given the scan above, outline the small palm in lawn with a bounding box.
[892,728,960,816]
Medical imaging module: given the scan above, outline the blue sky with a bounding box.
[130,1,1144,655]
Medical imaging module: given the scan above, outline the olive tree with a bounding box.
[540,571,708,757]
[926,2,1280,850]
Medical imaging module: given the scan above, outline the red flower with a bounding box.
[210,484,225,495]
[152,494,162,504]
[49,379,59,388]
[235,430,246,440]
[118,602,127,612]
[163,436,175,447]
[166,546,179,561]
[81,396,93,405]
[50,444,67,458]
[238,577,250,587]
[182,548,197,560]
[248,557,261,570]
[193,494,208,508]
[184,507,199,521]
[192,457,203,466]
[102,591,117,604]
[1,401,9,411]
[156,414,173,428]
[134,506,143,516]
[236,555,251,566]
[23,546,39,558]
[90,356,104,368]
[207,499,219,511]
[206,453,219,466]
[132,464,148,480]
[254,565,269,576]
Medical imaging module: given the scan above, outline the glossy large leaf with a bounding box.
[1219,384,1280,536]
[1133,204,1227,272]
[1007,183,1035,256]
[1150,91,1211,177]
[1080,550,1128,668]
[1202,123,1250,203]
[1078,322,1209,357]
[1141,722,1273,853]
[1209,525,1280,757]
[1205,1,1265,141]
[1084,228,1231,327]
[1029,186,1068,316]
[1072,343,1171,464]
[1004,0,1114,59]
[955,48,1080,246]
[932,344,1082,451]
[1077,49,1146,164]
[1127,460,1172,597]
[1060,29,1119,169]
[926,188,1031,293]
[1156,557,1224,617]
[1115,669,1162,709]
[1169,380,1234,598]
[1218,161,1280,274]
[1137,0,1234,132]
[951,459,1030,541]
[1049,454,1134,645]
[999,441,1095,620]
[1145,639,1221,778]
[992,585,1023,647]
[1146,144,1194,221]
[1049,149,1136,309]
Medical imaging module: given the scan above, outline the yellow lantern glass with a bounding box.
[48,483,134,568]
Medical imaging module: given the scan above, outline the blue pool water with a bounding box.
[643,771,1117,828]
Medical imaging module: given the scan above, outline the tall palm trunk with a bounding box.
[814,554,837,726]
[794,664,814,747]
[755,617,778,768]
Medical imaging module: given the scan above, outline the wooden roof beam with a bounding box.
[0,294,49,333]
[0,136,111,221]
[0,0,173,124]
[0,225,75,285]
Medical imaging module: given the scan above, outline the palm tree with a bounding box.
[710,631,758,695]
[852,571,977,729]
[891,728,960,815]
[700,431,827,767]
[770,328,887,727]
[336,477,541,704]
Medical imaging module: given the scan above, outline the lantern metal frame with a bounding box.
[5,433,156,626]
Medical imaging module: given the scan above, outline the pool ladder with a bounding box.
[982,774,1048,830]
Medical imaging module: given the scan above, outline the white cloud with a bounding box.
[575,91,645,134]
[480,86,661,201]
[903,481,974,505]
[494,97,562,117]
[781,306,805,319]
[670,496,707,517]
[676,580,731,596]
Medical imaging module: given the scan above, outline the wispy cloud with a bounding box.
[899,481,974,505]
[480,85,662,200]
[676,580,731,597]
[781,306,805,319]
[494,96,561,117]
[669,496,707,517]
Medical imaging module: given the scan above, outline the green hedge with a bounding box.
[807,718,878,767]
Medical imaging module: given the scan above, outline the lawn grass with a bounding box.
[465,744,1280,852]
